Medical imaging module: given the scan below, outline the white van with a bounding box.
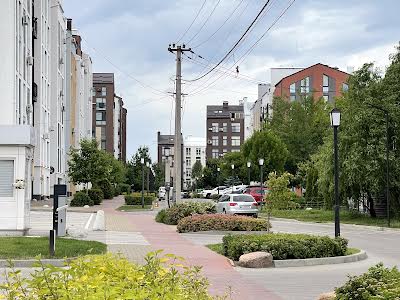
[158,187,166,200]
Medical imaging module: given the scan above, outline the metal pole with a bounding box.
[174,47,182,204]
[231,168,234,191]
[141,163,145,208]
[334,126,340,237]
[385,112,390,227]
[147,166,150,195]
[248,167,251,185]
[260,165,264,202]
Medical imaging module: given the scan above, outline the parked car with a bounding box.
[181,191,191,198]
[202,186,227,198]
[216,194,259,217]
[158,187,166,200]
[244,186,269,202]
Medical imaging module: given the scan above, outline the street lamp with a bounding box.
[247,161,251,185]
[164,147,171,208]
[140,157,145,208]
[231,164,235,192]
[217,167,221,195]
[259,159,264,202]
[146,161,150,195]
[330,108,341,237]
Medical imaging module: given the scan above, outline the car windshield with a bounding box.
[232,195,254,202]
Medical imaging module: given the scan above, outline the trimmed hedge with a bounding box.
[335,263,400,299]
[222,233,348,261]
[177,214,270,233]
[125,194,154,206]
[70,191,94,207]
[88,189,104,205]
[155,202,217,225]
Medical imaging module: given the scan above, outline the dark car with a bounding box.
[244,186,269,202]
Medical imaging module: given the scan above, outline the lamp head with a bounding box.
[330,108,341,127]
[259,158,264,166]
[140,158,145,164]
[247,161,251,168]
[231,164,235,170]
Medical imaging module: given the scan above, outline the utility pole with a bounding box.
[168,44,191,204]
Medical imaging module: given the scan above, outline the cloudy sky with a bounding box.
[63,0,399,160]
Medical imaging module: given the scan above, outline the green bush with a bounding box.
[177,214,270,233]
[155,209,167,223]
[119,183,131,194]
[335,263,400,299]
[96,180,115,199]
[113,185,121,197]
[0,252,220,299]
[191,193,202,198]
[222,233,348,261]
[70,191,94,207]
[155,202,217,225]
[125,194,154,205]
[88,189,104,205]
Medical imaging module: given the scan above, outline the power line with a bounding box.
[177,0,207,43]
[186,0,272,82]
[193,0,244,48]
[187,0,222,44]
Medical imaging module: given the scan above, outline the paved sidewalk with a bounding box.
[102,197,281,299]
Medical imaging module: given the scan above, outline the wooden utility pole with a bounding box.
[168,44,191,204]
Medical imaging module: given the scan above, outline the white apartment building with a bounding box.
[183,136,206,190]
[242,97,254,140]
[0,0,35,233]
[49,0,66,191]
[33,0,51,200]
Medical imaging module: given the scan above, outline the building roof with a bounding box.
[93,73,114,84]
[274,63,350,87]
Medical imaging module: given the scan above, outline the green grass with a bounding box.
[206,243,361,258]
[117,205,152,211]
[261,209,400,228]
[0,237,107,259]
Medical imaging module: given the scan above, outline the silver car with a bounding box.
[216,194,259,217]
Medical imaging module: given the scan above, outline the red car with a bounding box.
[244,187,269,203]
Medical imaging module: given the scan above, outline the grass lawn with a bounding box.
[0,237,107,259]
[206,243,360,257]
[260,209,400,228]
[117,205,152,211]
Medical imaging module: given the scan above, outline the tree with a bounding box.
[126,146,152,192]
[201,158,221,188]
[266,172,297,210]
[191,161,203,179]
[152,162,164,191]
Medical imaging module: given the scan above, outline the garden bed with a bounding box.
[118,205,152,211]
[155,202,216,225]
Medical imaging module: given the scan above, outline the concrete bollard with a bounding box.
[93,210,106,231]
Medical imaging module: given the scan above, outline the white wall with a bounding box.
[183,136,206,189]
[113,97,121,159]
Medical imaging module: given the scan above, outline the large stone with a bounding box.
[238,251,273,268]
[67,226,88,238]
[93,210,105,231]
[318,292,336,300]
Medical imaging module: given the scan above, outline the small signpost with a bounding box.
[50,184,68,257]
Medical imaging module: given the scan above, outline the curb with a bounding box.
[273,250,367,268]
[0,258,72,268]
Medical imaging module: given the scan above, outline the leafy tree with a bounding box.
[126,146,152,191]
[152,162,165,191]
[266,172,297,210]
[201,158,221,188]
[191,161,203,179]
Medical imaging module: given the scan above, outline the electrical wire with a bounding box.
[186,0,272,82]
[176,0,207,43]
[187,0,222,44]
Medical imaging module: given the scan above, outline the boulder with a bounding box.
[238,251,273,268]
[67,226,88,238]
[318,292,336,300]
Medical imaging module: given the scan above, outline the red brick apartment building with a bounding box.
[273,63,350,102]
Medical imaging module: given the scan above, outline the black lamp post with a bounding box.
[259,159,264,202]
[330,108,341,237]
[146,161,150,195]
[247,161,251,185]
[141,157,145,208]
[231,164,235,192]
[217,167,221,195]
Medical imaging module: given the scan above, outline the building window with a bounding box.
[300,77,310,94]
[231,112,243,119]
[323,95,329,101]
[342,83,349,92]
[323,75,329,93]
[232,123,240,133]
[101,87,107,96]
[96,98,106,110]
[212,149,219,158]
[196,157,201,162]
[186,169,191,178]
[222,123,227,132]
[212,123,219,133]
[0,160,14,197]
[290,83,296,101]
[186,148,191,156]
[186,158,191,167]
[232,136,240,146]
[196,148,201,156]
[223,136,227,146]
[96,112,106,125]
[212,136,219,146]
[223,149,227,154]
[232,149,240,153]
[101,141,106,150]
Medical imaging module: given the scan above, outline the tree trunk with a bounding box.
[368,193,377,218]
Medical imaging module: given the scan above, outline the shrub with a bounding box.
[155,202,217,225]
[335,263,400,300]
[177,214,270,233]
[125,194,154,205]
[70,191,93,207]
[96,180,114,199]
[222,233,348,261]
[113,185,121,197]
[1,252,220,300]
[119,183,131,194]
[191,193,202,198]
[88,188,104,205]
[155,209,167,223]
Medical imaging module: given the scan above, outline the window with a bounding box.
[223,136,227,146]
[342,83,349,92]
[232,136,240,146]
[231,112,243,119]
[196,157,201,162]
[186,148,191,156]
[323,95,329,101]
[232,123,240,133]
[92,90,96,97]
[300,77,310,94]
[290,83,296,94]
[101,87,107,96]
[96,98,106,110]
[232,149,240,152]
[186,169,191,177]
[212,136,219,146]
[101,141,106,150]
[186,158,191,167]
[212,149,219,158]
[323,75,329,93]
[223,149,227,154]
[212,123,219,133]
[96,112,106,125]
[222,123,227,132]
[196,148,201,156]
[0,160,14,197]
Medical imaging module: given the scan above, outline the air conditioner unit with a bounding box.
[22,15,29,26]
[208,127,213,131]
[26,56,34,66]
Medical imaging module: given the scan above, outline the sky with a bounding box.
[63,0,400,161]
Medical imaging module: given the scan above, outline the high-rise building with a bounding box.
[92,73,127,161]
[0,0,36,233]
[206,101,244,160]
[183,136,206,190]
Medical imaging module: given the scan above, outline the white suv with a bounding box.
[158,187,166,200]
